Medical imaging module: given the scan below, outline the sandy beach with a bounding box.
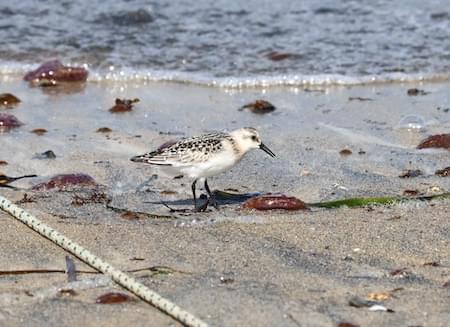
[1,77,449,327]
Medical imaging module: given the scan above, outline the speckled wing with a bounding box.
[130,132,228,166]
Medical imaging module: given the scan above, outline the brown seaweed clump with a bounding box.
[407,88,429,96]
[23,60,88,86]
[240,100,276,114]
[0,93,21,108]
[32,173,98,191]
[243,195,309,211]
[417,134,450,149]
[339,148,352,156]
[109,98,139,113]
[71,191,109,206]
[0,113,23,131]
[399,169,423,178]
[435,167,450,177]
[96,127,112,133]
[337,323,359,327]
[96,292,132,304]
[265,51,295,61]
[31,128,48,136]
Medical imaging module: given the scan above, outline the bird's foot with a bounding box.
[207,196,220,210]
[193,204,208,212]
[193,194,219,212]
[160,201,190,213]
[189,194,207,212]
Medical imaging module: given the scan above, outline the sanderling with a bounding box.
[130,127,275,211]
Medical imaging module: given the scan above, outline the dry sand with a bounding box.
[0,76,449,326]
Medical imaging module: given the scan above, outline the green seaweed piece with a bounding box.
[309,192,450,209]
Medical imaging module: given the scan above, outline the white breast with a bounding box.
[179,141,242,179]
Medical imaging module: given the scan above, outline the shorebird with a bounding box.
[130,127,275,211]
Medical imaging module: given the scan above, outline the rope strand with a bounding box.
[0,195,208,327]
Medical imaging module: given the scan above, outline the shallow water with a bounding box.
[1,0,450,86]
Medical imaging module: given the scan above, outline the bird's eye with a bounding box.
[251,135,257,142]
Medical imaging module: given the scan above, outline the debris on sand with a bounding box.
[407,88,430,96]
[24,60,88,86]
[32,173,98,191]
[0,113,23,131]
[96,292,132,304]
[417,134,450,149]
[0,93,21,108]
[243,195,309,211]
[239,100,276,114]
[109,98,139,113]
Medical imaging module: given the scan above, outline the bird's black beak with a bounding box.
[259,143,275,157]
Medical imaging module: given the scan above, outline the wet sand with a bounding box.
[0,77,449,326]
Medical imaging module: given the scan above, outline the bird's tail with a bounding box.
[130,154,148,163]
[130,151,161,163]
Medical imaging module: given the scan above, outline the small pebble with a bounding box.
[57,289,77,297]
[33,150,56,159]
[407,88,429,96]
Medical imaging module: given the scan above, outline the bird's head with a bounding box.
[231,127,275,157]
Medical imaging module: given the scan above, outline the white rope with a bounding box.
[0,195,208,327]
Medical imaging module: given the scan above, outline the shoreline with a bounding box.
[3,67,450,89]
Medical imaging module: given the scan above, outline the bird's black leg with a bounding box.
[191,179,198,209]
[204,179,219,210]
[192,179,208,212]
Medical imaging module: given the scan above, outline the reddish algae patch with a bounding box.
[0,113,23,130]
[32,173,98,191]
[243,195,309,211]
[417,134,450,149]
[24,60,88,84]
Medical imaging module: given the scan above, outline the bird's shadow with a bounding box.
[144,190,259,209]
